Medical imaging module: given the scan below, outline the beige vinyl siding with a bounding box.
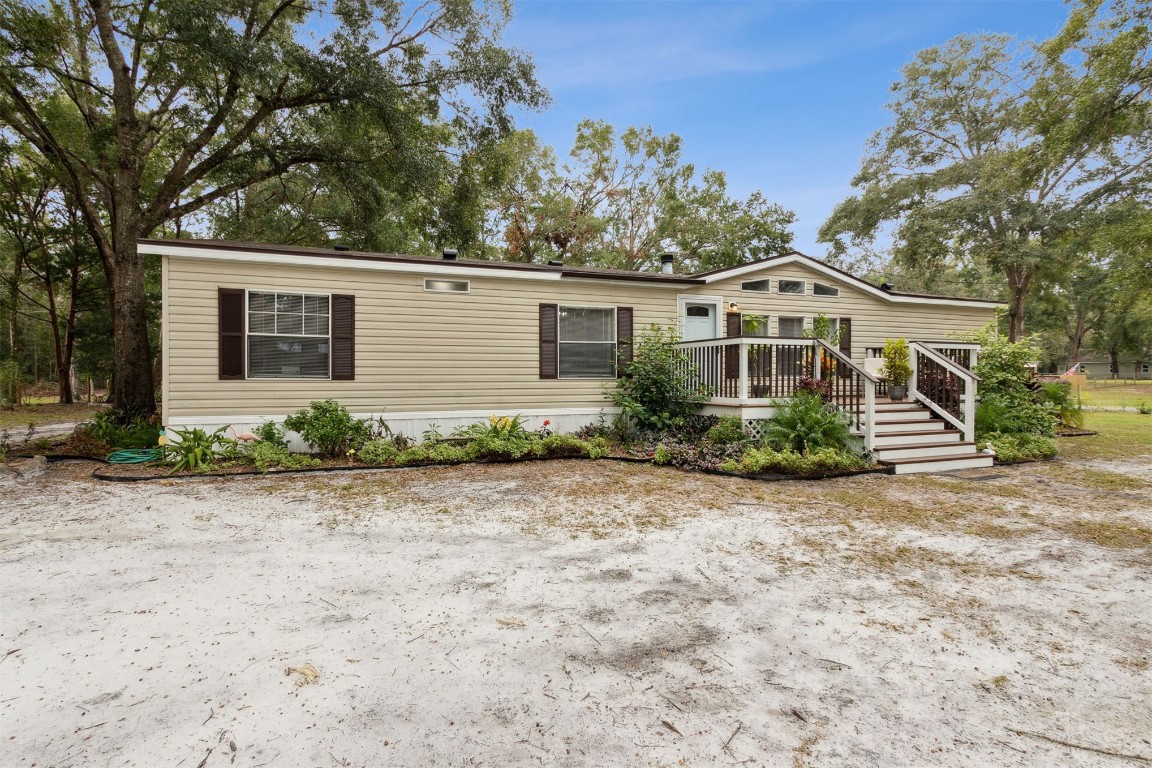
[164,256,677,420]
[690,263,995,356]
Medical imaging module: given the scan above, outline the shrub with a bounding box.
[1036,382,1084,429]
[424,442,469,464]
[881,338,911,386]
[608,324,710,431]
[283,400,371,457]
[164,426,240,472]
[534,433,590,457]
[253,420,289,449]
[704,416,748,446]
[453,414,531,439]
[357,439,401,465]
[720,446,871,476]
[652,444,673,465]
[83,410,159,448]
[763,391,858,454]
[467,434,535,460]
[586,436,609,459]
[795,376,832,402]
[247,442,320,472]
[978,432,1058,464]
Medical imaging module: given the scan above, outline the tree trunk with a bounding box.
[1005,265,1032,342]
[106,240,155,416]
[1109,347,1120,381]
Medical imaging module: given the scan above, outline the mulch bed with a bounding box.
[1057,428,1099,437]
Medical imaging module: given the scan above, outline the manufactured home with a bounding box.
[144,239,1002,473]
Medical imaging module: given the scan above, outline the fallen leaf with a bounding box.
[284,663,319,687]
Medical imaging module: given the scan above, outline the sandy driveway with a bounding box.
[1,458,1150,767]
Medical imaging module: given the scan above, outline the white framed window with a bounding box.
[813,282,839,297]
[741,279,771,292]
[247,290,331,379]
[777,316,805,337]
[741,314,771,337]
[425,278,469,293]
[558,306,616,379]
[777,279,806,295]
[1141,363,1150,374]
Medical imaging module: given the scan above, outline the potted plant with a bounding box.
[882,338,912,401]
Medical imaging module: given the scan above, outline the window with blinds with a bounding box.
[247,291,331,378]
[558,306,616,378]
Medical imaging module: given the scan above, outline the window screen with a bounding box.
[778,316,805,337]
[741,279,771,292]
[558,306,616,378]
[742,314,770,337]
[247,291,330,378]
[778,280,805,294]
[813,282,839,297]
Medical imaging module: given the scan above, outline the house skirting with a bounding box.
[165,407,620,452]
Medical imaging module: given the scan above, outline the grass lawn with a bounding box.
[1075,380,1152,408]
[1059,410,1152,460]
[0,401,105,430]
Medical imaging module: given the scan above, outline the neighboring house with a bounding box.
[1072,359,1151,380]
[144,239,1001,472]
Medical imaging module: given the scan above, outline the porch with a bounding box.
[675,337,991,473]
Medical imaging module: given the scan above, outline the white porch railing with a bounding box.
[909,341,980,443]
[675,337,881,451]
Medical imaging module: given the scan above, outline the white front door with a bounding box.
[682,303,717,341]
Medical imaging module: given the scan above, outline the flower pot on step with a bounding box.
[889,384,907,401]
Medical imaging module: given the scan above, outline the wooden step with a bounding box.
[883,452,995,475]
[872,441,978,460]
[873,430,963,446]
[874,419,947,433]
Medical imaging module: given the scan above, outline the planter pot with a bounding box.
[889,384,907,401]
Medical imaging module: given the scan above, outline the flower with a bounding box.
[542,420,551,427]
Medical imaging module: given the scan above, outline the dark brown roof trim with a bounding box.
[139,238,704,284]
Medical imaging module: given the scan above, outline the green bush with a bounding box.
[467,434,535,460]
[283,400,371,457]
[881,338,911,387]
[974,393,1058,438]
[608,324,710,431]
[978,432,1058,463]
[1036,382,1084,429]
[453,415,531,439]
[763,391,858,454]
[720,446,871,475]
[0,359,22,405]
[247,442,320,472]
[164,426,240,472]
[652,444,673,465]
[83,410,160,449]
[253,420,289,449]
[358,439,401,465]
[705,416,747,446]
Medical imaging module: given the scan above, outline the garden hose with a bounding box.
[107,448,164,464]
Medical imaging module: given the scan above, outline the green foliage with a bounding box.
[0,359,22,405]
[1037,382,1085,429]
[721,447,871,476]
[586,436,609,459]
[533,433,590,458]
[963,323,1059,438]
[704,416,748,446]
[422,423,444,443]
[425,443,469,464]
[1139,401,1152,416]
[608,325,710,431]
[453,415,532,439]
[283,400,370,457]
[652,444,673,465]
[763,392,858,455]
[978,432,1058,463]
[467,434,536,461]
[975,396,1058,438]
[357,439,401,465]
[82,410,159,449]
[804,314,845,346]
[246,442,320,473]
[253,420,289,450]
[881,338,912,387]
[163,426,240,472]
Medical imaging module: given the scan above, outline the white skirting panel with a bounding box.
[165,407,621,453]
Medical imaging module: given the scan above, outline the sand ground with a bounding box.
[1,457,1150,767]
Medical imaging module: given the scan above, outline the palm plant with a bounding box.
[763,391,858,455]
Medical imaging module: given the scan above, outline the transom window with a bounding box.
[741,314,771,337]
[247,291,330,378]
[778,279,805,295]
[740,279,771,292]
[425,278,469,293]
[813,282,839,297]
[558,306,616,379]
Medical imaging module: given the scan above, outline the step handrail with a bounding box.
[815,340,879,452]
[909,341,978,442]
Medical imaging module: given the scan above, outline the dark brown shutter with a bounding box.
[837,317,852,377]
[331,294,355,380]
[218,287,245,380]
[616,307,634,375]
[539,304,558,379]
[724,311,741,379]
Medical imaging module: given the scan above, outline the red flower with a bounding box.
[543,420,551,426]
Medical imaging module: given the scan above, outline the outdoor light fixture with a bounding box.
[728,302,739,312]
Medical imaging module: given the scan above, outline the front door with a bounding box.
[682,303,716,341]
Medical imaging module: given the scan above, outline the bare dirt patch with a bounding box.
[1,456,1150,766]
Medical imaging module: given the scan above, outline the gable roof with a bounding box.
[138,238,1003,308]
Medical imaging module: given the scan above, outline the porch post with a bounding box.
[863,378,876,453]
[738,340,750,401]
[963,379,976,444]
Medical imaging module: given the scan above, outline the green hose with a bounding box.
[107,448,164,464]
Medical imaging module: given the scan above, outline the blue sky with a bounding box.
[501,0,1072,257]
